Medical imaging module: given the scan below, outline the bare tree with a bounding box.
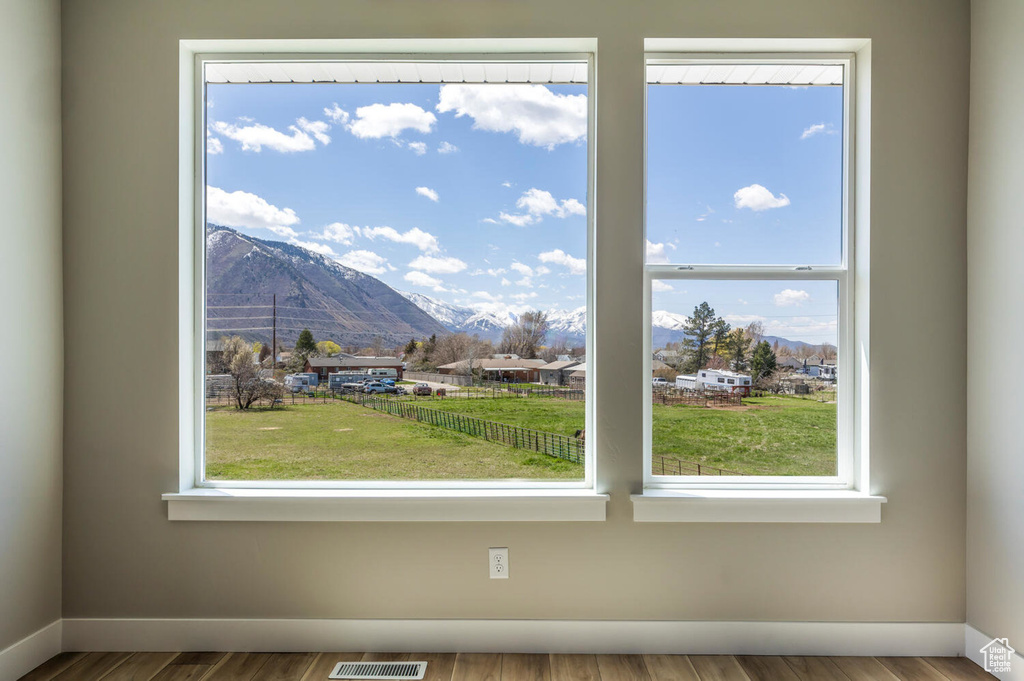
[745,321,765,346]
[499,310,549,358]
[222,335,283,409]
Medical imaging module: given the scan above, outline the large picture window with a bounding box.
[644,56,854,486]
[197,56,592,487]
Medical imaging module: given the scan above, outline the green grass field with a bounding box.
[205,393,835,480]
[205,401,583,481]
[423,394,836,476]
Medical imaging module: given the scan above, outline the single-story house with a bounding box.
[304,356,404,381]
[538,360,582,386]
[437,358,546,382]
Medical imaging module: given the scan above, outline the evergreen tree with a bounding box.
[727,327,752,371]
[750,340,778,385]
[404,338,418,355]
[295,328,317,355]
[712,318,731,355]
[681,302,722,373]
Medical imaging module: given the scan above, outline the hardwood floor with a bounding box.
[20,653,994,681]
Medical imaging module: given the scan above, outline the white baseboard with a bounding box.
[61,618,964,656]
[965,624,1024,681]
[0,620,62,681]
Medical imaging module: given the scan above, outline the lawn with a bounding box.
[423,394,836,476]
[204,401,583,481]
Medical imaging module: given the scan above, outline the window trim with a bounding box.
[177,40,599,496]
[641,51,862,492]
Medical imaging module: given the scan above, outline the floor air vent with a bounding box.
[328,661,427,680]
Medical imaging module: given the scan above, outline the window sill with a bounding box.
[163,488,609,522]
[631,489,886,523]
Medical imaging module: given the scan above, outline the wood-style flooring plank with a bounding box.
[501,654,550,681]
[200,653,272,681]
[409,653,457,681]
[19,653,87,681]
[687,656,752,681]
[249,653,316,681]
[167,655,225,668]
[921,657,995,680]
[641,655,699,681]
[829,657,899,680]
[53,653,133,681]
[549,654,599,681]
[360,653,410,662]
[736,655,799,681]
[595,655,651,681]
[878,657,951,681]
[298,653,364,681]
[149,666,211,681]
[98,653,177,681]
[781,656,850,681]
[452,653,501,681]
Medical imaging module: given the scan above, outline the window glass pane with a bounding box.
[646,74,843,266]
[650,280,838,477]
[203,73,588,482]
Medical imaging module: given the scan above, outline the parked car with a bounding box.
[363,382,388,394]
[412,383,432,396]
[380,378,395,386]
[652,377,669,388]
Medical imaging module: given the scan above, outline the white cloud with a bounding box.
[515,277,533,288]
[296,117,331,145]
[511,292,539,301]
[734,184,791,211]
[415,186,439,202]
[501,181,512,188]
[497,212,538,227]
[206,132,223,155]
[500,277,512,286]
[206,186,300,237]
[651,280,674,292]
[348,102,436,139]
[324,103,350,124]
[510,262,534,277]
[404,270,450,292]
[773,289,811,307]
[408,255,466,274]
[535,266,550,275]
[538,249,586,275]
[313,222,357,245]
[472,291,502,301]
[290,239,337,257]
[497,188,586,225]
[646,240,673,264]
[801,122,837,140]
[210,120,316,153]
[437,141,458,154]
[361,226,440,253]
[406,141,427,155]
[436,84,588,149]
[339,250,389,274]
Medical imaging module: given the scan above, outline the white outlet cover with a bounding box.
[489,547,509,579]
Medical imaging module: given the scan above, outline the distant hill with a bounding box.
[205,225,448,348]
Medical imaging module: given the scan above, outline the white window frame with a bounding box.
[169,39,606,520]
[642,52,860,492]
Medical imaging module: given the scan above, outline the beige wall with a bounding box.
[61,0,970,623]
[967,0,1024,647]
[0,0,63,651]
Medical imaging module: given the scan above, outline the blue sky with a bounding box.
[205,82,589,320]
[205,80,841,345]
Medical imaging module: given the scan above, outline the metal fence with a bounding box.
[652,390,743,407]
[344,393,585,464]
[652,455,741,476]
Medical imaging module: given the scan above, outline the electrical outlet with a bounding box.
[489,547,509,579]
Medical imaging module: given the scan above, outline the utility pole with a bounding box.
[272,294,277,367]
